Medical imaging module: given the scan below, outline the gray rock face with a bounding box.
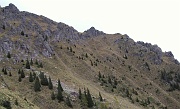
[54,22,80,40]
[137,41,163,64]
[0,37,13,53]
[4,3,19,13]
[83,27,105,38]
[165,51,174,57]
[0,3,179,66]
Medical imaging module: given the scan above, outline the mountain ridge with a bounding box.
[0,3,180,109]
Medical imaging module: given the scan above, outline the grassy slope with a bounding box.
[0,8,180,108]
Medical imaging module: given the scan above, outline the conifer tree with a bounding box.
[34,76,41,92]
[15,99,18,105]
[9,72,12,76]
[18,69,21,74]
[84,88,87,98]
[85,53,88,58]
[98,72,102,80]
[30,58,33,65]
[51,91,56,100]
[86,88,94,107]
[39,72,44,80]
[18,75,22,82]
[40,73,48,86]
[21,70,25,78]
[2,25,5,30]
[7,51,11,58]
[57,79,63,91]
[21,31,24,36]
[81,93,88,107]
[35,59,38,65]
[4,68,7,75]
[70,47,72,52]
[99,92,103,101]
[114,79,118,86]
[14,98,19,106]
[29,72,33,82]
[33,72,36,80]
[108,76,112,84]
[43,75,49,86]
[78,88,82,99]
[66,96,73,108]
[48,76,53,89]
[25,59,30,69]
[40,62,43,68]
[2,67,4,72]
[57,85,63,101]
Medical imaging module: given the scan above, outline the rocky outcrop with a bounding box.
[165,51,174,57]
[0,3,179,65]
[4,3,19,13]
[83,27,105,38]
[137,41,163,64]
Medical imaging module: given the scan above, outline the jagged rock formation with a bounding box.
[83,27,105,38]
[0,3,179,65]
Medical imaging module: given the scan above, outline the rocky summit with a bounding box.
[0,3,180,109]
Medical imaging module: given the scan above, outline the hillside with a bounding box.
[0,3,180,109]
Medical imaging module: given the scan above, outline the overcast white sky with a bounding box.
[0,0,180,61]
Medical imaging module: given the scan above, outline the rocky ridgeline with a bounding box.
[0,3,179,65]
[0,4,106,59]
[83,27,105,38]
[137,41,179,65]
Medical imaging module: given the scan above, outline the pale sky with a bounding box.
[0,0,180,61]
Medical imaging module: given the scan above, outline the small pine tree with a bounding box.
[2,67,4,72]
[21,70,25,78]
[30,58,33,65]
[38,62,43,68]
[48,76,53,89]
[57,86,63,101]
[18,69,21,74]
[90,60,93,66]
[40,73,48,86]
[7,52,11,58]
[2,25,5,30]
[108,76,112,84]
[4,68,7,75]
[85,53,88,58]
[25,59,30,69]
[29,72,33,82]
[34,76,41,92]
[9,72,12,76]
[18,75,22,82]
[98,72,102,80]
[21,31,24,36]
[66,96,73,108]
[33,72,36,80]
[57,79,63,91]
[99,92,103,101]
[39,72,45,80]
[51,91,56,100]
[43,75,49,86]
[35,59,38,65]
[70,47,72,52]
[78,88,82,99]
[2,100,11,109]
[114,79,118,86]
[152,106,155,109]
[15,99,18,105]
[87,88,94,108]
